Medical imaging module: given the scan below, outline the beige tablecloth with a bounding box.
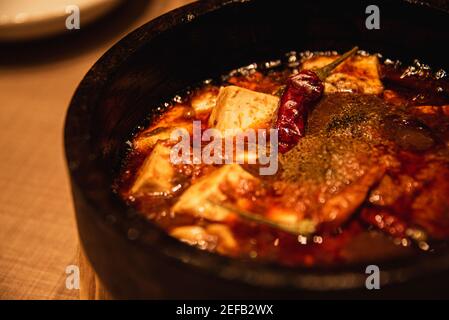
[0,0,194,300]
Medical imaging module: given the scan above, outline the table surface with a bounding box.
[0,0,194,300]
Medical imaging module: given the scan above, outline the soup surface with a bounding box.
[116,50,449,266]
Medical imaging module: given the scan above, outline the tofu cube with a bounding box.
[190,86,219,114]
[169,226,210,246]
[172,164,257,221]
[169,224,237,253]
[301,55,383,94]
[131,142,174,195]
[133,105,193,152]
[208,86,279,135]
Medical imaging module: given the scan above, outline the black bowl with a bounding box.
[65,0,449,299]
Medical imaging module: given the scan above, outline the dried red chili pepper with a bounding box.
[275,47,359,153]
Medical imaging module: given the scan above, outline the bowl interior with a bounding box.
[65,0,449,295]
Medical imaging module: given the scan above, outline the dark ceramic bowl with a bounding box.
[65,0,449,299]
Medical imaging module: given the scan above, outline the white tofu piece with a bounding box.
[170,224,237,253]
[191,87,219,114]
[133,105,193,152]
[172,164,257,221]
[206,224,237,253]
[208,86,279,135]
[170,226,210,246]
[301,55,384,94]
[154,105,192,125]
[130,142,174,195]
[133,122,193,152]
[133,127,171,152]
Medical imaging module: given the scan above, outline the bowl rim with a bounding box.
[64,0,449,292]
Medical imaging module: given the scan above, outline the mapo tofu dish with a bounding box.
[116,48,449,267]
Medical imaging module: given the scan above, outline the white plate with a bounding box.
[0,0,122,41]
